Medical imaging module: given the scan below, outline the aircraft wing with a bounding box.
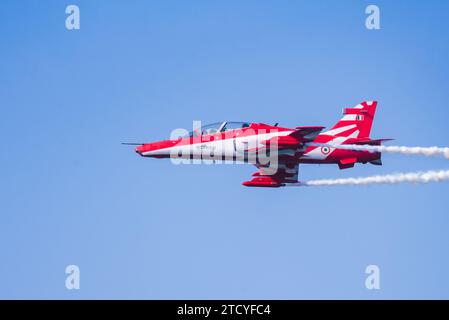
[242,126,324,187]
[290,126,325,141]
[255,126,325,151]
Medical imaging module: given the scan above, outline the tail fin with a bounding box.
[322,101,377,139]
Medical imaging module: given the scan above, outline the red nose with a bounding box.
[134,140,177,158]
[134,143,160,156]
[135,146,144,155]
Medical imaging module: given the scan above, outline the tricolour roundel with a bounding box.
[321,146,331,155]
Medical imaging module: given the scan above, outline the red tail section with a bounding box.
[327,101,377,138]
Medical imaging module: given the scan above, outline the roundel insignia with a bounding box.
[321,146,331,155]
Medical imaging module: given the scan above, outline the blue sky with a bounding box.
[1,0,449,299]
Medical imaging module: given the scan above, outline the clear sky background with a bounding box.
[1,0,449,299]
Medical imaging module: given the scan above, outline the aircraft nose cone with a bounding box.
[134,141,174,158]
[135,146,143,156]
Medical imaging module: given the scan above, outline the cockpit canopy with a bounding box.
[186,121,250,137]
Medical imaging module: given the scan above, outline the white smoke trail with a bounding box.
[298,169,449,186]
[314,143,449,159]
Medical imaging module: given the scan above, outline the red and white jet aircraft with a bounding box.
[129,101,390,187]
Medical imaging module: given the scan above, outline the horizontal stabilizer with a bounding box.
[351,138,394,145]
[370,158,382,165]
